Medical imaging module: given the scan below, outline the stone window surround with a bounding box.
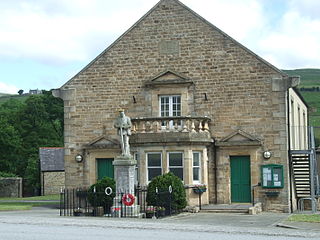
[150,85,191,117]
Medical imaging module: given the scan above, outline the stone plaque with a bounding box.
[159,40,180,55]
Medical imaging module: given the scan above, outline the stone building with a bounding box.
[53,0,309,212]
[39,147,65,195]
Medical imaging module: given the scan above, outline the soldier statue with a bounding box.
[114,110,132,156]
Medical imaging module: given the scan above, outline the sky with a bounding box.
[0,0,320,94]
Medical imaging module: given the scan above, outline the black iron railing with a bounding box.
[60,187,175,218]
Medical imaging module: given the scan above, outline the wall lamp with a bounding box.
[263,151,271,159]
[75,154,83,163]
[133,96,137,104]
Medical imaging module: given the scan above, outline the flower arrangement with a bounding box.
[192,184,207,194]
[146,206,155,213]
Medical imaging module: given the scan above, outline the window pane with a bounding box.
[148,154,161,166]
[170,168,183,180]
[148,168,162,181]
[193,167,200,181]
[169,153,183,166]
[193,153,200,166]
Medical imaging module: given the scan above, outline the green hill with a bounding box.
[0,94,29,104]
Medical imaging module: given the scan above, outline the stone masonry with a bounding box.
[54,0,307,212]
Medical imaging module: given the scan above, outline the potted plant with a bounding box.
[145,206,155,218]
[73,208,83,216]
[193,185,207,194]
[156,206,166,217]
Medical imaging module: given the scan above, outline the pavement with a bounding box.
[0,206,320,238]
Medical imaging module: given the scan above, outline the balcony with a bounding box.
[130,116,213,145]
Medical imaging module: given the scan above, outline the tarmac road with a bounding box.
[0,207,319,240]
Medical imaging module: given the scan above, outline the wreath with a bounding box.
[122,193,135,206]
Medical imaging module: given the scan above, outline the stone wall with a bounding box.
[41,172,65,195]
[55,0,293,212]
[0,178,23,198]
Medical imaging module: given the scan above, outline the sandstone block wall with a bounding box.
[57,0,292,212]
[41,172,65,195]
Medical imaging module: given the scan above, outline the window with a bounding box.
[147,153,162,182]
[159,95,181,127]
[193,152,201,183]
[168,152,183,180]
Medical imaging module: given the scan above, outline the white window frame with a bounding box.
[167,152,184,181]
[159,95,181,128]
[146,152,162,183]
[192,152,201,184]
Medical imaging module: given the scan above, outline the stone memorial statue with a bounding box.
[114,109,132,156]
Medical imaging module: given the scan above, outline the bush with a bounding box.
[87,177,116,207]
[146,172,187,210]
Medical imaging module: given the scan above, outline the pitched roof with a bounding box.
[39,147,64,171]
[60,0,287,89]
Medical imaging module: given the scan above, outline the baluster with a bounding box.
[166,120,170,132]
[174,119,178,132]
[141,122,146,133]
[203,121,209,132]
[157,120,162,132]
[199,121,203,132]
[182,119,188,132]
[191,120,196,132]
[132,122,137,133]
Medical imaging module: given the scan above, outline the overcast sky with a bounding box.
[1,0,320,94]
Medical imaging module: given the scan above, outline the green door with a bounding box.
[97,158,114,180]
[230,156,251,203]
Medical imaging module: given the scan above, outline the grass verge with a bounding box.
[0,195,60,211]
[288,214,320,223]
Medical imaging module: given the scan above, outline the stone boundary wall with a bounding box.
[0,178,23,198]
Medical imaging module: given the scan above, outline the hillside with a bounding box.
[0,94,29,104]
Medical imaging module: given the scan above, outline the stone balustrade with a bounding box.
[131,116,211,134]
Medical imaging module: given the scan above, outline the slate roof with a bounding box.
[39,147,64,171]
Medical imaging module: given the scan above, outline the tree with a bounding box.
[0,90,64,193]
[18,89,24,95]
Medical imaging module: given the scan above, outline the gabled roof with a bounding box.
[60,0,288,89]
[145,69,193,87]
[39,147,64,171]
[85,135,120,149]
[216,129,261,146]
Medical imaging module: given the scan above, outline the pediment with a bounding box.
[86,135,120,149]
[217,130,261,146]
[145,70,193,87]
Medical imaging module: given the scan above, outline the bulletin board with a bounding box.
[261,164,284,188]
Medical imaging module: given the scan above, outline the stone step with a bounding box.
[200,208,249,213]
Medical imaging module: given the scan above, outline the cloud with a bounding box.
[257,2,320,68]
[0,82,19,94]
[0,0,159,65]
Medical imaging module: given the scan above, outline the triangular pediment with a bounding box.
[217,130,261,146]
[145,70,193,87]
[86,135,120,149]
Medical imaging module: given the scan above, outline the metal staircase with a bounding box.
[291,152,312,198]
[290,127,319,212]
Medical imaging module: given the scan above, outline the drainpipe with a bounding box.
[213,142,218,204]
[287,89,294,213]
